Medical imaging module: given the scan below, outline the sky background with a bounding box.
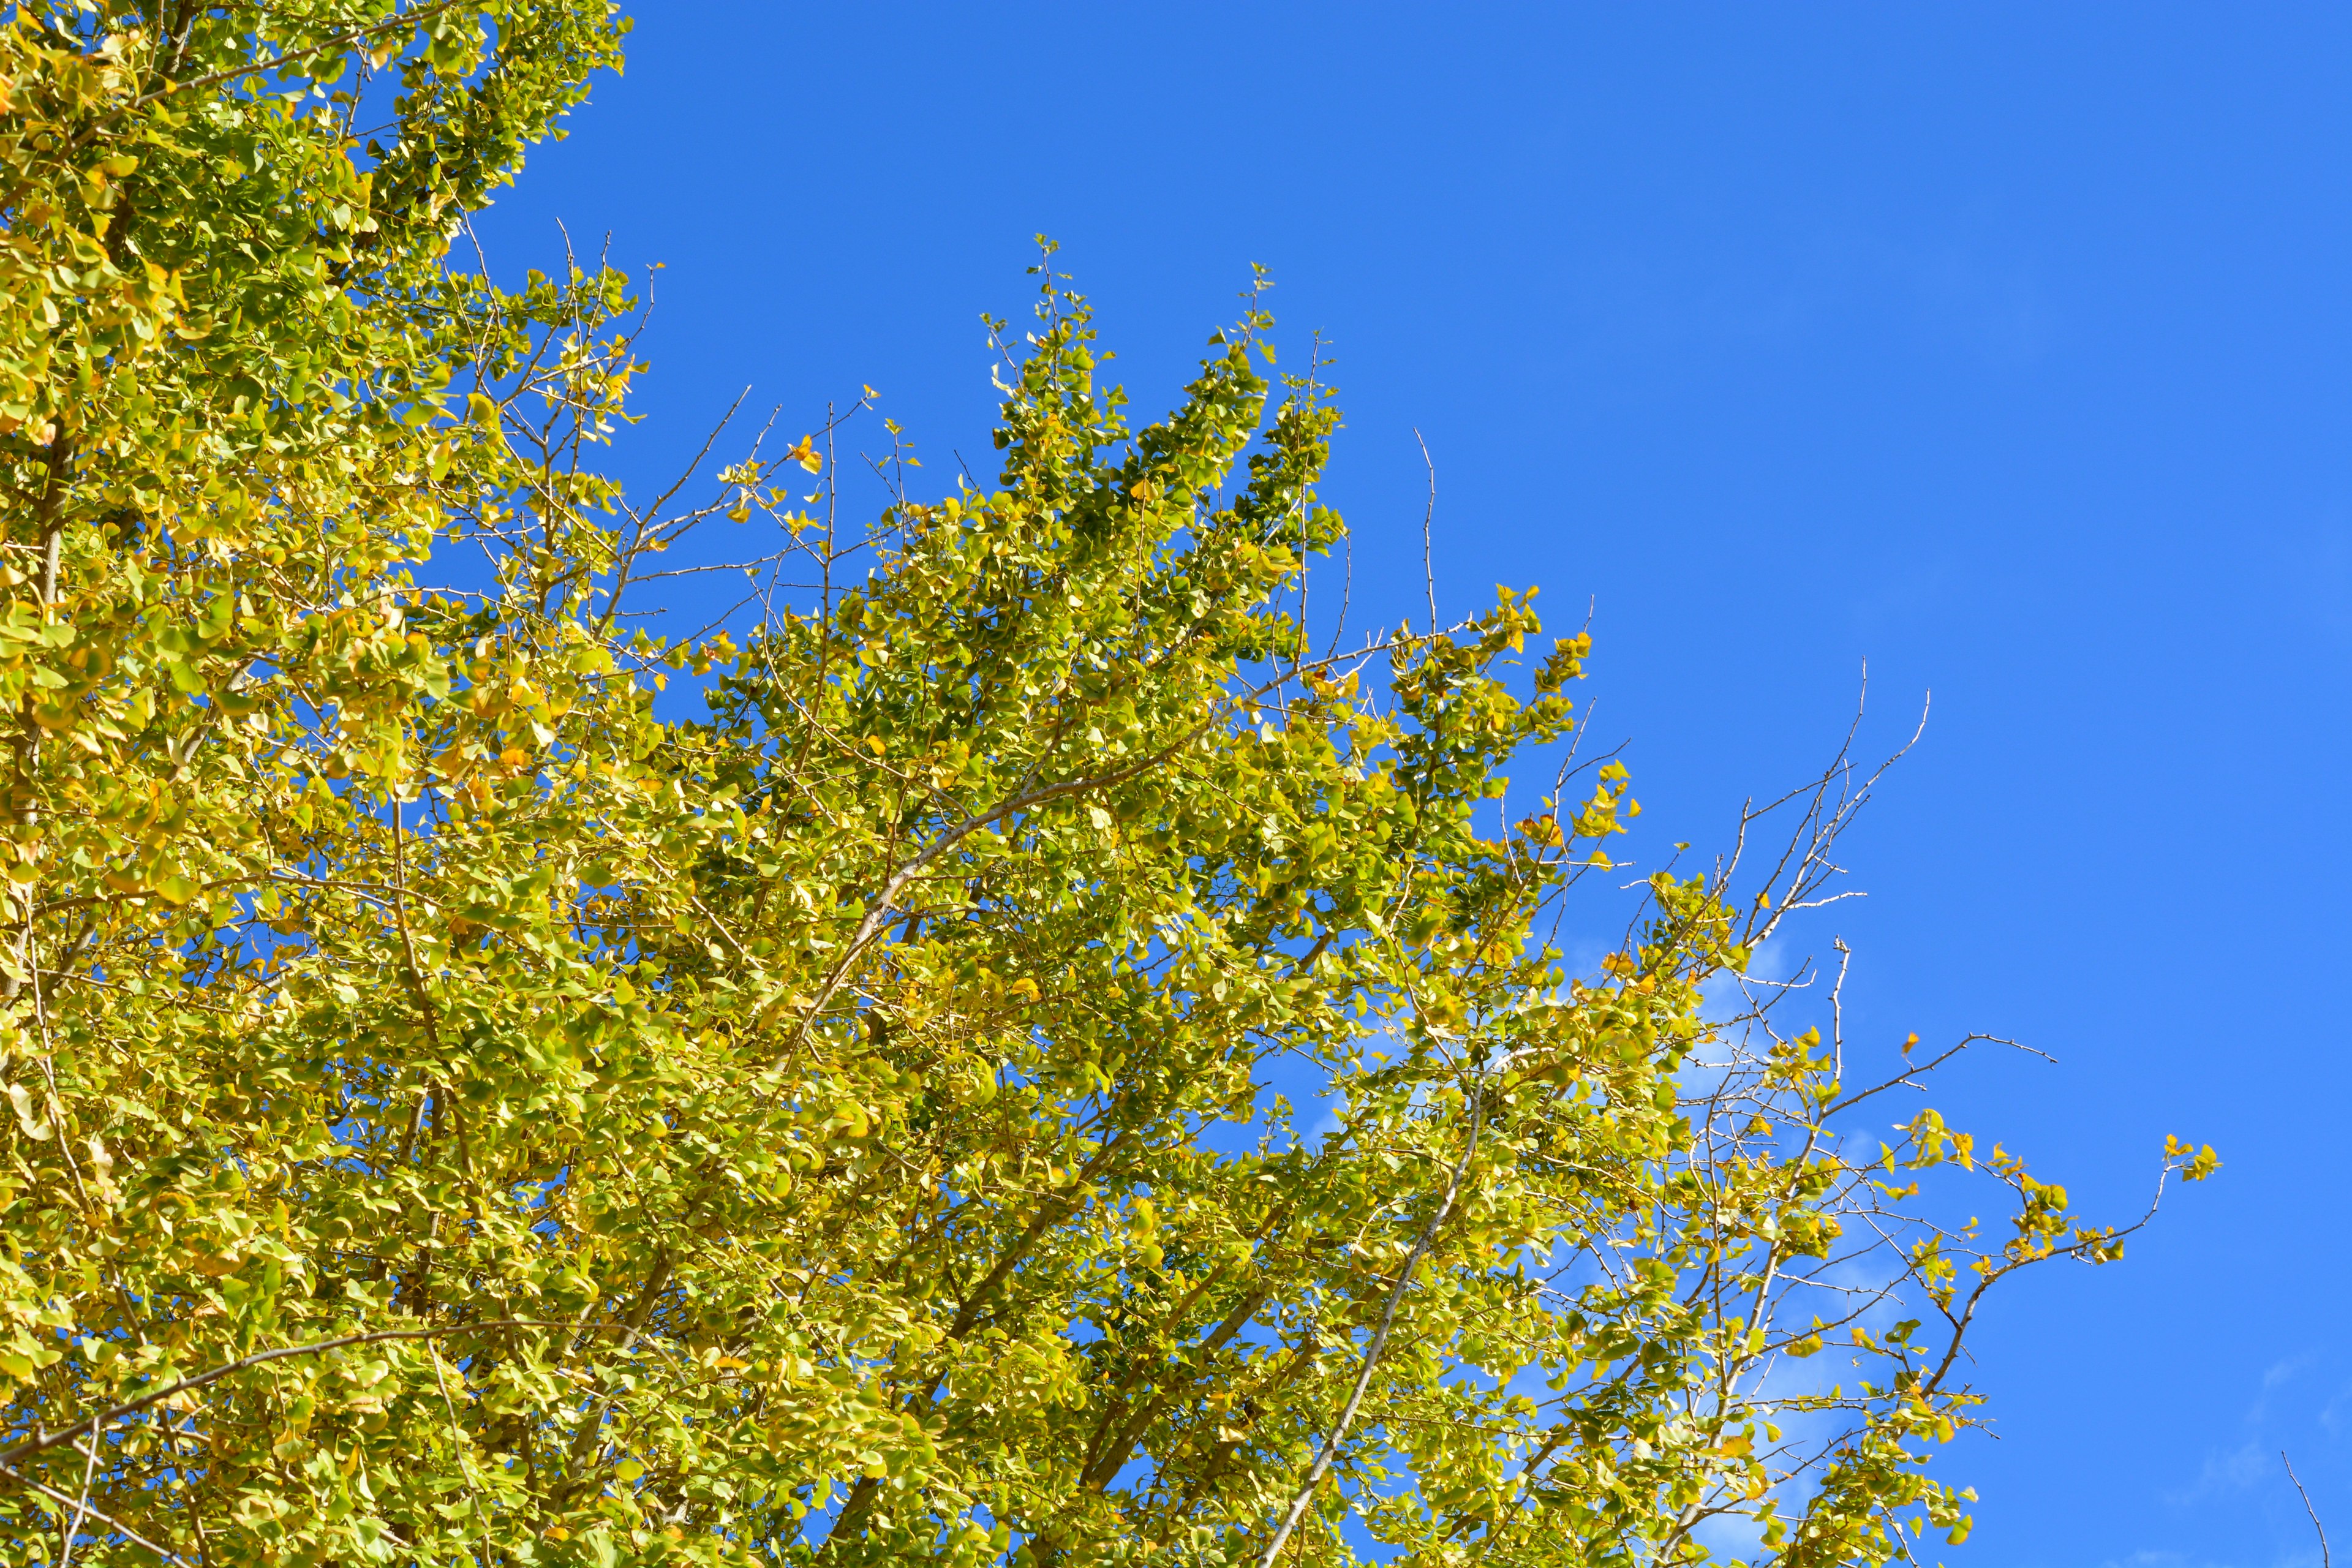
[471,6,2352,1564]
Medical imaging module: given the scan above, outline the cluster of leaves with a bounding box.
[0,6,2216,1567]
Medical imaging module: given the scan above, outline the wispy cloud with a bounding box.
[2251,1357,2315,1425]
[2166,1439,2271,1507]
[2097,1551,2250,1568]
[2138,1354,2337,1568]
[2318,1378,2352,1437]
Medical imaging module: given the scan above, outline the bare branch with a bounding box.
[2287,1452,2331,1568]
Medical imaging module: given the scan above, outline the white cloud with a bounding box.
[2165,1440,2269,1506]
[2264,1359,2310,1391]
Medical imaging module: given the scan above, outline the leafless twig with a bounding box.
[2286,1452,2331,1568]
[1413,426,1438,636]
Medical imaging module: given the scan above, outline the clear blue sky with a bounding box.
[475,6,2352,1563]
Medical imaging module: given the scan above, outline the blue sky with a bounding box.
[473,5,2352,1562]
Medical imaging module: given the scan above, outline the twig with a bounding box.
[0,1462,187,1565]
[1412,427,1438,636]
[0,1319,635,1471]
[430,1346,481,1506]
[2286,1452,2331,1568]
[1255,1087,1485,1568]
[58,1410,99,1568]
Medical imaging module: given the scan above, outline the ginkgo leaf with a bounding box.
[0,12,2198,1564]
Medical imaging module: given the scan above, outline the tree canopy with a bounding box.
[0,5,2214,1566]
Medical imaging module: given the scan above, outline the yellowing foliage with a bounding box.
[0,7,2209,1567]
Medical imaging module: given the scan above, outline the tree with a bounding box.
[0,5,2216,1565]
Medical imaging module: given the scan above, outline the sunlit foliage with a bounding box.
[0,6,2214,1565]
